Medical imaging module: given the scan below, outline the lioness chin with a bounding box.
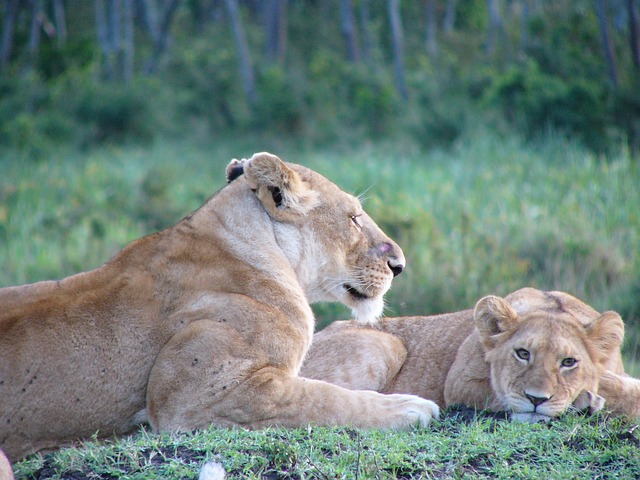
[0,152,438,462]
[302,288,640,421]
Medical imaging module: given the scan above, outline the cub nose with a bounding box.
[525,393,551,408]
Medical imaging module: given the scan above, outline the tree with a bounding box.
[424,0,438,58]
[594,0,618,87]
[359,0,374,63]
[339,0,360,63]
[1,0,19,68]
[142,0,181,74]
[123,0,134,81]
[224,0,258,107]
[443,0,458,34]
[95,0,118,79]
[388,0,408,100]
[264,0,287,65]
[29,0,44,67]
[53,0,67,47]
[629,0,640,72]
[485,0,504,56]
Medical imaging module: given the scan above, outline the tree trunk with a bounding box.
[443,0,458,34]
[264,0,287,65]
[223,0,258,107]
[94,0,112,78]
[359,0,373,63]
[519,0,529,52]
[110,0,122,75]
[388,0,408,100]
[29,0,44,66]
[424,0,438,58]
[123,0,135,81]
[629,0,640,71]
[142,0,181,74]
[595,0,618,87]
[52,0,67,46]
[339,0,360,63]
[1,0,19,68]
[485,0,503,55]
[95,0,116,79]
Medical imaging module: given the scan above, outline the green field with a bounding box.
[3,131,640,478]
[13,411,640,479]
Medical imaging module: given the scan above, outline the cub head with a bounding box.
[474,294,624,421]
[226,152,405,324]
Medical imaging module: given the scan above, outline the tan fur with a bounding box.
[302,288,640,420]
[0,152,438,462]
[0,449,13,480]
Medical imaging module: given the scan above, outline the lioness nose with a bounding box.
[378,242,405,277]
[388,261,404,277]
[526,393,550,408]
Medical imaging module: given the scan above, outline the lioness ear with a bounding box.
[474,295,519,349]
[586,311,624,365]
[226,158,246,183]
[241,152,319,218]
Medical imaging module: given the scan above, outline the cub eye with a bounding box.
[561,357,578,368]
[514,348,530,361]
[350,214,362,230]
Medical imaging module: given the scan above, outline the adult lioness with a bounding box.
[302,288,640,421]
[0,152,438,462]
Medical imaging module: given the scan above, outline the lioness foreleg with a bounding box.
[146,321,438,431]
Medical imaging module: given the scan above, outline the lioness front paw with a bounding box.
[387,394,440,428]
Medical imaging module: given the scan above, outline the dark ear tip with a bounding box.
[226,161,245,183]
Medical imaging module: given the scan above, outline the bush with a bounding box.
[164,39,245,132]
[484,61,614,151]
[254,65,303,134]
[73,80,157,145]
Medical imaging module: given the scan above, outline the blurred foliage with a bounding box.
[0,1,639,157]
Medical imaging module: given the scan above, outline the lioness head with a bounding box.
[474,294,624,421]
[226,152,405,324]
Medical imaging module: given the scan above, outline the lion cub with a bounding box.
[302,288,640,421]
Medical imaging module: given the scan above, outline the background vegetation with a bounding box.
[2,0,640,478]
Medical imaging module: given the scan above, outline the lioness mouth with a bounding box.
[344,284,369,300]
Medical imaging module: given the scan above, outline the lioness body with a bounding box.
[0,153,437,461]
[302,288,640,419]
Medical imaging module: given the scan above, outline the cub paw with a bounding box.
[573,390,606,414]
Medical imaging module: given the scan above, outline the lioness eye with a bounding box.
[515,348,530,361]
[561,358,577,368]
[351,214,362,230]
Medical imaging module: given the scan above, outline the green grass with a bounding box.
[3,131,640,477]
[13,410,640,479]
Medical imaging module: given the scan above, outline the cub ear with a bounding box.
[241,152,319,218]
[474,295,519,349]
[586,311,624,365]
